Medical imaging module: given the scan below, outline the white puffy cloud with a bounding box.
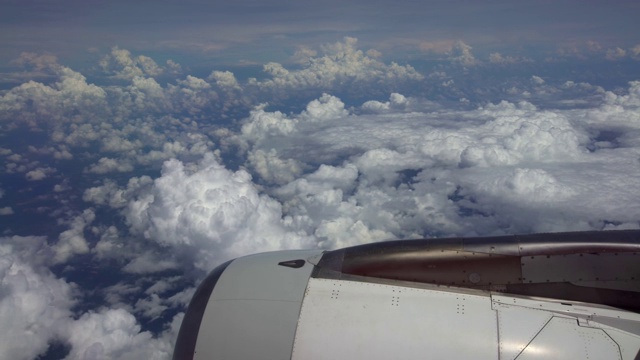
[25,168,48,181]
[469,167,577,203]
[0,237,75,360]
[273,163,401,248]
[0,234,180,360]
[240,94,586,173]
[240,105,298,145]
[460,102,587,167]
[451,41,478,67]
[361,93,409,113]
[598,81,640,108]
[86,157,135,174]
[631,44,640,59]
[235,86,640,238]
[2,44,640,360]
[606,47,627,61]
[125,153,313,271]
[531,75,545,85]
[208,71,241,90]
[122,251,180,274]
[99,47,167,80]
[53,209,96,263]
[300,93,349,121]
[63,309,177,360]
[250,37,423,94]
[489,52,533,64]
[247,149,304,185]
[0,59,107,131]
[84,177,154,209]
[0,207,13,215]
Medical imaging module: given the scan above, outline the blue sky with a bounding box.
[1,1,640,359]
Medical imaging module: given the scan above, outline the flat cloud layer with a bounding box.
[1,39,640,359]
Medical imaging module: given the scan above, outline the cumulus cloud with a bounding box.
[121,251,180,274]
[86,157,135,174]
[53,209,95,263]
[125,153,313,271]
[631,44,640,60]
[2,44,640,360]
[208,71,241,91]
[606,47,627,61]
[99,47,167,80]
[236,87,640,238]
[84,177,154,209]
[0,234,180,360]
[25,168,48,181]
[0,59,107,130]
[0,237,75,360]
[531,75,545,85]
[361,93,409,113]
[249,37,423,95]
[489,52,533,64]
[451,41,478,67]
[247,149,304,185]
[63,309,179,360]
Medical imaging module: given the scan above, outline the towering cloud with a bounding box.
[249,37,423,96]
[125,153,313,271]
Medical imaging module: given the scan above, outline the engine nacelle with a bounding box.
[174,230,640,359]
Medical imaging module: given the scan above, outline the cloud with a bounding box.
[84,177,154,209]
[606,47,627,61]
[234,87,640,238]
[0,234,180,360]
[361,93,409,113]
[63,309,178,360]
[53,209,95,263]
[489,52,533,65]
[13,52,59,72]
[247,149,304,185]
[0,237,75,360]
[631,44,640,60]
[531,75,545,85]
[451,41,478,67]
[208,71,241,91]
[0,207,14,215]
[2,44,640,360]
[86,157,135,174]
[124,153,313,271]
[25,168,48,181]
[122,251,180,274]
[249,37,423,96]
[0,60,107,130]
[470,167,577,203]
[99,47,167,80]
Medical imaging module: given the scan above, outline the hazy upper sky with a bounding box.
[2,0,639,66]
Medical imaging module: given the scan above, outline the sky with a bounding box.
[1,0,640,359]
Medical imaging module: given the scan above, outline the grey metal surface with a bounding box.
[517,317,622,359]
[292,278,499,360]
[173,259,233,360]
[193,250,322,360]
[521,253,639,283]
